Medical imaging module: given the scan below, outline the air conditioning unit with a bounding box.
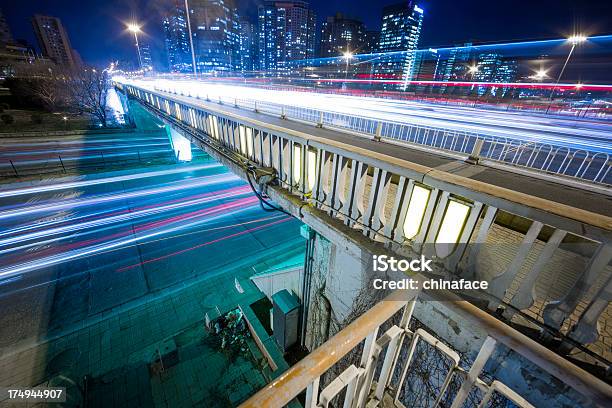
[272,289,300,352]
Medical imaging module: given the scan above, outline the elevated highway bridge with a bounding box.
[117,79,612,408]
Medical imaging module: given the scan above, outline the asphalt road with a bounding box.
[0,157,303,347]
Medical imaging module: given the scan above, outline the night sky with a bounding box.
[2,0,611,67]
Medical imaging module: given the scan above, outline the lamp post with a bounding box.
[343,50,354,79]
[184,0,197,76]
[467,65,479,96]
[547,35,587,111]
[343,49,354,90]
[127,23,142,69]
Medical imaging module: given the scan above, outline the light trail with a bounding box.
[0,173,239,220]
[0,186,251,249]
[0,142,172,157]
[0,214,287,292]
[117,216,292,272]
[128,79,612,153]
[0,136,169,148]
[0,162,223,199]
[0,196,262,279]
[0,148,174,167]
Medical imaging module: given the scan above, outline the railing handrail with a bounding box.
[136,86,612,233]
[239,291,414,408]
[240,290,612,408]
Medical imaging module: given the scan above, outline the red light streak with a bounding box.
[116,216,292,271]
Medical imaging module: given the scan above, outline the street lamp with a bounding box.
[531,68,548,81]
[467,64,479,78]
[343,49,354,80]
[127,23,142,69]
[547,34,587,109]
[183,0,197,76]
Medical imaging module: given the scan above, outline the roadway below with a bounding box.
[0,124,304,353]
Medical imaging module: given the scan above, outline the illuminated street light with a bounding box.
[467,64,479,78]
[343,49,354,82]
[547,34,588,110]
[183,0,197,76]
[126,22,143,69]
[530,68,548,81]
[568,35,587,45]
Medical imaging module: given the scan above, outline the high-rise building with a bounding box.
[0,9,13,46]
[375,2,423,88]
[412,48,440,93]
[319,13,366,58]
[140,43,153,70]
[163,1,193,73]
[31,15,78,68]
[190,0,240,73]
[473,53,518,96]
[258,0,316,74]
[239,18,257,73]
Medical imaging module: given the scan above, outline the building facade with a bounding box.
[362,30,380,54]
[190,0,240,73]
[238,18,257,73]
[375,2,423,88]
[258,0,316,74]
[163,1,193,73]
[31,14,78,68]
[319,13,366,58]
[139,44,153,70]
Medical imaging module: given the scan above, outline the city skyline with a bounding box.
[2,0,611,69]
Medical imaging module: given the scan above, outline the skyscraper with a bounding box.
[474,53,518,96]
[190,0,240,73]
[140,43,153,71]
[239,18,257,73]
[258,0,316,74]
[375,2,423,89]
[31,15,78,68]
[163,1,193,73]
[319,13,366,58]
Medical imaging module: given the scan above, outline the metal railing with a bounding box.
[123,83,612,368]
[157,85,611,185]
[0,149,178,178]
[239,290,612,408]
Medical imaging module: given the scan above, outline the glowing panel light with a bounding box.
[174,102,182,120]
[239,125,247,155]
[169,127,192,162]
[402,185,430,239]
[293,144,302,185]
[306,149,317,192]
[246,127,254,157]
[435,200,470,258]
[189,108,197,128]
